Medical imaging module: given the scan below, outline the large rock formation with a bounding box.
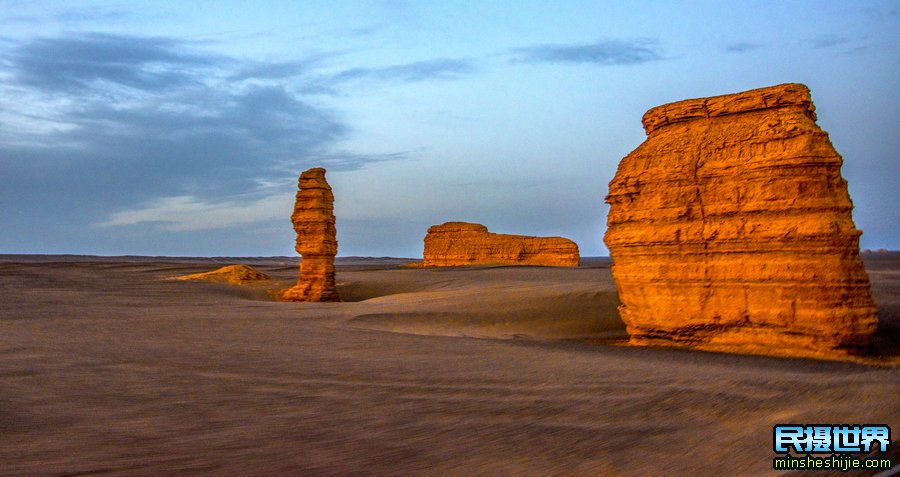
[281,168,339,302]
[604,83,877,359]
[423,222,579,267]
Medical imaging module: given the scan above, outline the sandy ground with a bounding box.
[0,254,898,476]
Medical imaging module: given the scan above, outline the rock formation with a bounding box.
[173,264,270,285]
[281,167,339,302]
[604,83,877,359]
[423,222,579,267]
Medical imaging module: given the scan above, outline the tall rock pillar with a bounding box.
[604,83,877,359]
[281,167,339,302]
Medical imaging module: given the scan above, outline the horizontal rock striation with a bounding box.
[423,222,579,267]
[281,167,339,302]
[604,83,877,359]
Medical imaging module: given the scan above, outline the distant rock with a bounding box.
[173,264,270,285]
[861,248,890,255]
[604,83,878,359]
[281,168,340,302]
[423,222,579,267]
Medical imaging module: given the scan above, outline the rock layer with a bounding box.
[281,168,339,302]
[604,83,877,359]
[423,222,579,267]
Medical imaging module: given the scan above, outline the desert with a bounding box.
[2,3,898,476]
[1,253,898,476]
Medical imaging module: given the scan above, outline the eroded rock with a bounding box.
[423,222,579,267]
[604,83,877,359]
[173,264,270,285]
[281,167,339,302]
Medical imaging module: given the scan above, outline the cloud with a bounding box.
[0,84,348,196]
[230,59,316,81]
[0,32,418,249]
[334,58,475,82]
[2,6,129,25]
[11,33,220,94]
[808,34,850,49]
[228,50,341,81]
[96,194,289,231]
[510,39,662,65]
[300,150,415,172]
[724,42,762,53]
[301,58,476,94]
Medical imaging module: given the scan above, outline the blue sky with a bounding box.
[1,0,897,257]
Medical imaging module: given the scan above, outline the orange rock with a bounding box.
[173,264,270,285]
[604,83,877,359]
[423,222,579,267]
[281,168,339,302]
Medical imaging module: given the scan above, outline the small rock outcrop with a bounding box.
[604,83,877,359]
[173,264,270,285]
[281,167,339,302]
[423,222,579,267]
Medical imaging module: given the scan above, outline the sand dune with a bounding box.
[337,264,624,340]
[0,255,897,475]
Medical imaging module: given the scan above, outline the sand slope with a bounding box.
[0,255,897,476]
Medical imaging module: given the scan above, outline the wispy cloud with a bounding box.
[808,34,850,49]
[229,60,312,81]
[724,42,762,53]
[96,194,289,231]
[510,39,662,65]
[301,58,476,94]
[335,59,475,82]
[2,6,129,25]
[229,54,333,81]
[299,151,415,172]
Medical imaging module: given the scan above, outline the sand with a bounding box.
[1,254,898,476]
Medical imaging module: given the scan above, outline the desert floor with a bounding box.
[1,254,898,476]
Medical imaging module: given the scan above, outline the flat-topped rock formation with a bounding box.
[172,264,270,285]
[281,168,339,302]
[604,83,878,359]
[423,222,579,267]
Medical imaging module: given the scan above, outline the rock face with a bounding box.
[423,222,579,267]
[173,264,270,285]
[281,168,339,302]
[604,83,877,359]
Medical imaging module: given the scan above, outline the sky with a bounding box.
[0,0,897,257]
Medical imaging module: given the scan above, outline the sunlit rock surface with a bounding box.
[604,83,877,359]
[281,168,339,302]
[423,222,579,267]
[173,264,270,285]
